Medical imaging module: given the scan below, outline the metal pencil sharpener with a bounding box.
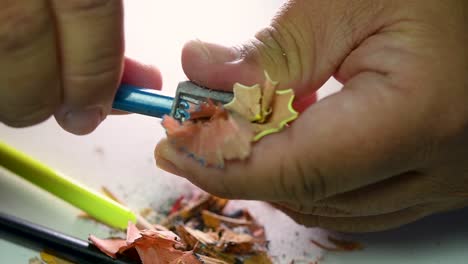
[170,81,234,122]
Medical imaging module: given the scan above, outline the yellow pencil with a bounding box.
[0,141,152,230]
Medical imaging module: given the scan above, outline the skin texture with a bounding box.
[155,0,468,232]
[0,0,162,134]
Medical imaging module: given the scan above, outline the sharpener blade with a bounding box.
[171,81,234,122]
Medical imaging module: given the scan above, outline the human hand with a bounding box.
[0,1,162,135]
[155,0,468,232]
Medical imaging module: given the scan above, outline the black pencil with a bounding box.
[0,212,139,264]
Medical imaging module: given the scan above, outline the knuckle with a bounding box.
[414,136,441,166]
[309,167,330,201]
[275,145,329,203]
[295,155,328,202]
[0,3,51,53]
[253,22,308,84]
[63,29,123,82]
[63,57,122,103]
[275,154,296,199]
[68,59,120,84]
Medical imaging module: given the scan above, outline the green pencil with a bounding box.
[0,141,149,230]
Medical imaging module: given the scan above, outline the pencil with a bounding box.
[0,212,138,264]
[0,141,137,230]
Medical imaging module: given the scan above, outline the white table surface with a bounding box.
[1,1,468,263]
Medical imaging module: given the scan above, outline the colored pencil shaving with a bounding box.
[89,193,273,264]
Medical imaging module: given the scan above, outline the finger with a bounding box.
[181,0,383,96]
[50,0,124,135]
[276,203,432,233]
[111,57,163,115]
[277,171,448,217]
[181,40,256,91]
[121,57,162,90]
[0,1,60,127]
[279,199,468,232]
[156,71,428,202]
[155,137,292,200]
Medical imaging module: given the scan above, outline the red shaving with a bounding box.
[162,101,253,167]
[126,222,142,244]
[188,99,224,120]
[90,194,275,264]
[133,230,185,264]
[169,195,185,215]
[89,223,201,264]
[89,236,127,258]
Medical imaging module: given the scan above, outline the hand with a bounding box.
[0,1,162,135]
[155,0,468,232]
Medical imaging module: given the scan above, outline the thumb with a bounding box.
[156,1,407,201]
[181,0,364,97]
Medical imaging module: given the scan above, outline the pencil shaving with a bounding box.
[161,72,298,167]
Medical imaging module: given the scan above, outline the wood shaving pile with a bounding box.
[89,193,273,264]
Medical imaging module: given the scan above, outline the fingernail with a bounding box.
[188,39,240,64]
[63,106,103,135]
